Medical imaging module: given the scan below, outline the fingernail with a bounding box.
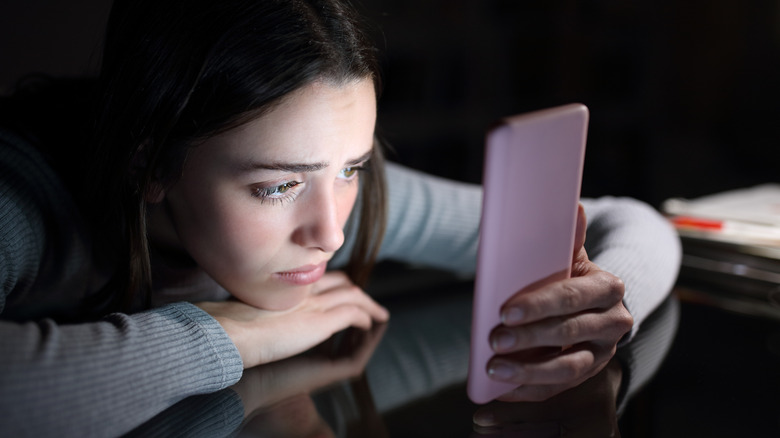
[502,307,524,325]
[488,362,515,380]
[492,329,516,351]
[473,410,495,427]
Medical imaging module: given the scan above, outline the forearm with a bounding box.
[0,303,243,437]
[580,197,681,338]
[333,161,481,273]
[375,162,482,274]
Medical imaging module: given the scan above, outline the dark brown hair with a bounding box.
[85,0,386,311]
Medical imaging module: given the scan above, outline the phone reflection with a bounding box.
[123,284,678,438]
[470,357,622,438]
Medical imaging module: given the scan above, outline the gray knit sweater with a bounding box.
[0,127,681,436]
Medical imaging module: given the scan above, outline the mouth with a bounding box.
[273,262,327,285]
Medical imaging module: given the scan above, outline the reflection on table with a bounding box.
[123,273,679,437]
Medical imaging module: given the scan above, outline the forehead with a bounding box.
[192,79,377,166]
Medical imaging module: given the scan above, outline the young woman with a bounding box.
[0,0,680,435]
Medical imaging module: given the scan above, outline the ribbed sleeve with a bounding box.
[0,129,244,437]
[378,163,483,274]
[0,303,243,436]
[579,196,682,339]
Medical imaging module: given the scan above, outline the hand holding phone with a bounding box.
[468,105,633,404]
[467,104,589,404]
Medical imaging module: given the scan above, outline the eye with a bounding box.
[341,167,357,178]
[251,181,301,204]
[339,165,365,180]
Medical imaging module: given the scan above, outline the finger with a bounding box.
[491,305,632,353]
[487,343,613,387]
[500,270,625,326]
[260,303,379,364]
[310,270,353,294]
[321,303,375,331]
[311,285,390,322]
[572,203,587,260]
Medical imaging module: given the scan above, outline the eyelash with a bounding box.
[251,181,301,205]
[251,164,366,205]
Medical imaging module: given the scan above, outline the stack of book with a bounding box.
[662,184,780,319]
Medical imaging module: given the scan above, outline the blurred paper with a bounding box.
[663,184,780,247]
[663,184,780,226]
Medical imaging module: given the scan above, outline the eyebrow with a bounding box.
[236,150,373,173]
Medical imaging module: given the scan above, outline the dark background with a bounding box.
[2,0,779,208]
[357,0,780,208]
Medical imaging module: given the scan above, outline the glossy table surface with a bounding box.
[122,265,700,438]
[623,294,780,438]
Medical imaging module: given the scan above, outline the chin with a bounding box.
[240,286,310,311]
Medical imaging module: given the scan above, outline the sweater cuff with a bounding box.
[168,302,244,387]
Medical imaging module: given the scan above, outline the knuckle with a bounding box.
[515,363,531,382]
[343,304,371,327]
[560,353,592,382]
[521,297,543,321]
[559,360,581,381]
[603,274,626,300]
[560,283,581,310]
[512,328,535,349]
[621,306,634,323]
[339,284,365,299]
[357,311,372,329]
[620,311,635,333]
[559,318,581,341]
[612,304,634,329]
[603,310,633,339]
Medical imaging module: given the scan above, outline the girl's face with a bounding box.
[159,79,377,310]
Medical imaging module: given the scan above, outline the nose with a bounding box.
[291,186,345,253]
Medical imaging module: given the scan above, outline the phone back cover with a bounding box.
[467,104,588,404]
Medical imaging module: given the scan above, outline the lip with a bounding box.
[273,262,327,285]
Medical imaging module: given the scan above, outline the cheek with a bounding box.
[176,189,282,274]
[337,183,360,226]
[212,201,288,265]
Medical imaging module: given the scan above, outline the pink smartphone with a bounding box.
[467,103,589,404]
